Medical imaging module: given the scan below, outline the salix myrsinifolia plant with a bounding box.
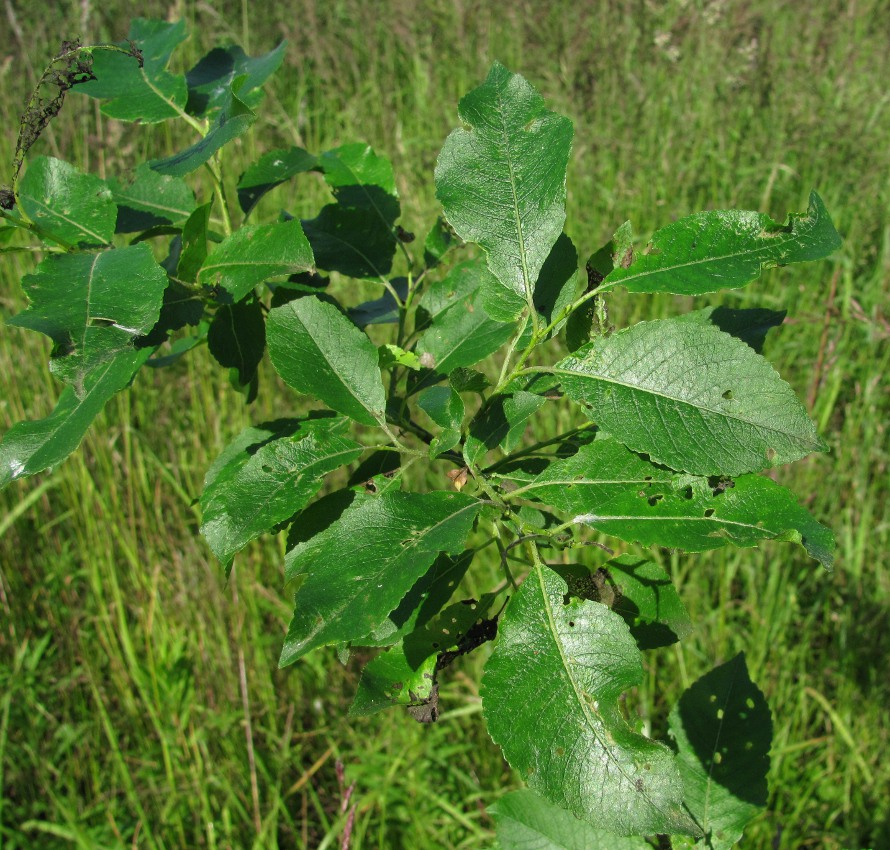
[0,20,842,847]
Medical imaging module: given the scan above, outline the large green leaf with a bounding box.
[185,41,286,116]
[267,297,386,426]
[237,146,317,215]
[148,89,256,177]
[416,259,489,328]
[107,164,196,232]
[463,391,546,465]
[200,417,362,568]
[490,790,652,850]
[207,299,266,385]
[281,490,481,664]
[18,157,116,247]
[668,654,772,849]
[482,565,695,835]
[554,317,826,476]
[508,435,834,568]
[8,244,167,390]
[601,192,841,296]
[0,348,150,488]
[196,219,314,302]
[436,63,573,317]
[76,19,188,123]
[318,143,400,222]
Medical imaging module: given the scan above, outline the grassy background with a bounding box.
[1,0,888,848]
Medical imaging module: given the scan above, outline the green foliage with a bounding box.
[0,22,845,848]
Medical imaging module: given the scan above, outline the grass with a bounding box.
[1,0,888,847]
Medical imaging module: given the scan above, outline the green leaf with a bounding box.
[450,367,490,394]
[76,19,188,123]
[281,490,481,664]
[480,233,582,333]
[18,157,116,247]
[360,550,474,648]
[415,287,515,385]
[511,435,834,568]
[482,565,695,836]
[196,219,314,302]
[418,386,464,457]
[423,216,456,268]
[417,259,489,327]
[185,41,286,116]
[555,317,826,476]
[148,89,256,177]
[464,391,547,465]
[207,299,266,384]
[402,592,497,667]
[349,278,408,327]
[436,62,573,317]
[378,344,421,371]
[237,146,317,215]
[554,556,693,650]
[8,244,167,389]
[601,192,841,296]
[0,348,150,488]
[107,164,196,232]
[267,296,386,426]
[677,305,786,354]
[176,202,213,284]
[668,654,772,849]
[200,417,362,568]
[349,645,437,717]
[490,789,653,850]
[301,204,397,280]
[318,143,400,221]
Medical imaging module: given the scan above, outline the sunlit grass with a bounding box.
[1,1,888,847]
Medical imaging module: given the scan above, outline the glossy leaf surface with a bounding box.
[669,654,772,849]
[200,417,362,568]
[197,219,314,302]
[491,790,652,850]
[436,63,573,315]
[281,490,481,664]
[267,297,386,426]
[555,318,826,475]
[349,645,437,717]
[482,566,695,835]
[511,436,833,567]
[602,192,841,296]
[18,157,116,247]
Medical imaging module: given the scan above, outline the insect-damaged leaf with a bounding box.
[267,297,386,426]
[349,644,438,717]
[200,417,362,569]
[490,789,653,850]
[436,62,573,315]
[197,219,314,302]
[18,156,116,247]
[281,490,481,665]
[600,192,841,296]
[668,654,772,849]
[555,317,826,476]
[511,435,834,568]
[76,18,188,123]
[482,565,697,836]
[8,243,167,390]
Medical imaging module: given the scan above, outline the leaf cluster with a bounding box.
[0,21,842,847]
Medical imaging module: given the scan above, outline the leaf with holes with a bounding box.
[281,490,481,664]
[555,317,826,475]
[436,62,573,316]
[668,654,772,849]
[509,435,833,568]
[601,192,841,296]
[482,565,698,836]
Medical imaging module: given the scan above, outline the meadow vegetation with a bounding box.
[0,1,888,847]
